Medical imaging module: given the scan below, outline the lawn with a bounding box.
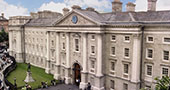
[7,63,54,89]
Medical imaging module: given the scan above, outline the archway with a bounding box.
[73,63,81,86]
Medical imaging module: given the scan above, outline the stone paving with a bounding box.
[37,84,79,90]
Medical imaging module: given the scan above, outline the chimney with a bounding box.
[63,8,70,16]
[86,7,95,11]
[72,5,81,10]
[148,0,157,11]
[1,13,4,17]
[126,2,136,12]
[112,0,123,12]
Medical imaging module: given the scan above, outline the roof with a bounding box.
[0,16,8,21]
[26,9,170,26]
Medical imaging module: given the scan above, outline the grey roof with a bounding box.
[26,14,63,26]
[26,9,170,26]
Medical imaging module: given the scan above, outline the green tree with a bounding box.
[0,27,8,43]
[155,76,170,90]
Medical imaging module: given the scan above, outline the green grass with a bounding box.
[7,63,54,89]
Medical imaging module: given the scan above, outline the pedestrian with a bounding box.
[87,82,91,90]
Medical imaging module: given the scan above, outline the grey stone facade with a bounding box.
[8,0,170,90]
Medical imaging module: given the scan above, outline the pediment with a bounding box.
[55,11,97,26]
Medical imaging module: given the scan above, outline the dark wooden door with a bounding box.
[74,63,81,86]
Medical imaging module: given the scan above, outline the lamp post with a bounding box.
[14,77,17,87]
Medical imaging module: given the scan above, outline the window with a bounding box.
[75,39,79,51]
[124,48,129,57]
[63,43,65,50]
[162,67,169,76]
[147,36,154,42]
[111,47,115,55]
[123,83,128,90]
[163,50,169,60]
[125,36,130,42]
[62,34,65,38]
[111,35,116,41]
[147,49,153,59]
[146,65,152,76]
[124,64,129,74]
[91,60,95,69]
[91,35,95,40]
[164,38,170,43]
[111,62,115,71]
[110,80,115,89]
[91,46,95,54]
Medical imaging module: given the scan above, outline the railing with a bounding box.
[2,55,17,90]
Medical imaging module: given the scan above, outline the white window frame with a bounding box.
[111,35,116,42]
[91,46,95,55]
[90,60,95,73]
[161,67,169,77]
[123,63,129,75]
[124,48,130,58]
[110,61,116,72]
[146,48,153,60]
[74,38,79,52]
[163,50,169,61]
[146,36,154,43]
[111,47,116,56]
[110,80,115,90]
[124,36,130,42]
[91,34,95,40]
[163,37,170,44]
[145,64,153,77]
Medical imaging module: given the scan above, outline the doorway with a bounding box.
[73,63,81,86]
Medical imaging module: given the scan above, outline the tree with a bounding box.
[155,76,170,90]
[0,27,8,43]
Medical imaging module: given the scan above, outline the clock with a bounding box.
[72,15,78,24]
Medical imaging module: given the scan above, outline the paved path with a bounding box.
[37,84,79,90]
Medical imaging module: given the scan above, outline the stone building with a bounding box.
[0,13,8,32]
[8,0,170,90]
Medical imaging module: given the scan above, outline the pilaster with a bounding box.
[131,34,141,83]
[54,32,60,79]
[45,31,50,74]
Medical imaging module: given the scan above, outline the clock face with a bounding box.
[72,15,78,24]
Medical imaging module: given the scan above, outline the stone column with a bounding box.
[65,32,71,84]
[45,31,50,74]
[131,34,141,84]
[94,34,104,90]
[54,32,60,79]
[80,33,88,89]
[9,31,13,56]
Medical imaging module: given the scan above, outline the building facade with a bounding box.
[8,0,170,90]
[0,13,8,32]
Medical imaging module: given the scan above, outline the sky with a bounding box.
[0,0,170,18]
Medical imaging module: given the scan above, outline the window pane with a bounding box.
[147,65,152,76]
[75,39,79,51]
[124,64,128,74]
[148,37,153,42]
[164,51,169,60]
[125,36,130,41]
[162,68,168,76]
[111,35,116,41]
[125,48,129,57]
[111,62,115,71]
[123,83,128,90]
[147,49,153,58]
[91,46,95,53]
[110,80,115,89]
[164,38,170,43]
[111,47,115,55]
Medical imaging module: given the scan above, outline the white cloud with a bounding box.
[38,0,111,14]
[0,0,28,18]
[135,0,170,11]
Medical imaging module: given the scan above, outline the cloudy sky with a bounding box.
[0,0,170,18]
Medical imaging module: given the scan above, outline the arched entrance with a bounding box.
[73,63,81,86]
